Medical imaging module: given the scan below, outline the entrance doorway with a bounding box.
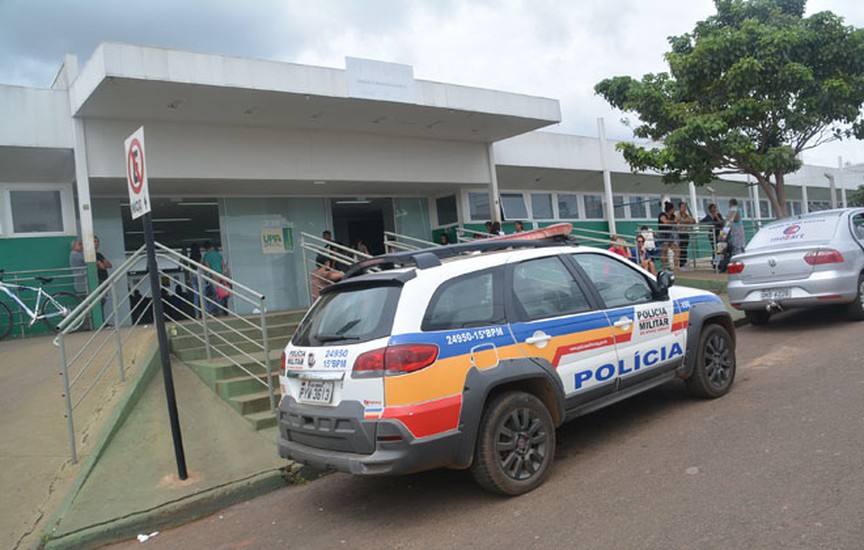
[330,198,393,256]
[121,197,220,253]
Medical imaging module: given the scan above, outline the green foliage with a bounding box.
[849,184,864,207]
[595,0,864,218]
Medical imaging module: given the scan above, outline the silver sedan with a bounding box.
[727,208,864,325]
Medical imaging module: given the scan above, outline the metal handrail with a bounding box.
[382,231,436,252]
[55,242,279,464]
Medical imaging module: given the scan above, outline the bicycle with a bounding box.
[0,269,84,340]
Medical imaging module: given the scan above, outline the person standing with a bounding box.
[94,236,112,285]
[700,203,725,266]
[657,201,679,271]
[188,243,203,318]
[514,220,525,233]
[726,199,746,255]
[69,239,87,296]
[202,241,225,315]
[676,202,695,268]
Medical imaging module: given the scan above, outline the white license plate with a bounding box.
[298,380,334,404]
[761,288,790,301]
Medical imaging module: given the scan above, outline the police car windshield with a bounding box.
[293,285,400,347]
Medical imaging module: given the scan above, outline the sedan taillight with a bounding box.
[804,249,844,265]
[726,261,744,274]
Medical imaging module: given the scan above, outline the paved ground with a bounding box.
[0,269,740,550]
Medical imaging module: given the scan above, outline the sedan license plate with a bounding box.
[298,380,333,404]
[761,288,790,301]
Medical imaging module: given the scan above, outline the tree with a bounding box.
[849,184,864,207]
[595,0,864,218]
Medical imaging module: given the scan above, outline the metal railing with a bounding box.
[383,231,436,252]
[299,232,372,304]
[54,243,277,463]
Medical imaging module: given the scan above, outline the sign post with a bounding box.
[125,127,188,480]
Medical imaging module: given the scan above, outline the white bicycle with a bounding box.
[0,269,84,340]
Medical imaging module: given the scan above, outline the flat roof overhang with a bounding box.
[71,43,561,143]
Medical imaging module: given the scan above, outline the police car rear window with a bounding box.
[293,285,400,346]
[746,215,841,250]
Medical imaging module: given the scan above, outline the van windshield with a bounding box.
[293,285,400,346]
[746,214,841,251]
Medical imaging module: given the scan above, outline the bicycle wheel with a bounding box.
[40,292,83,332]
[0,301,12,340]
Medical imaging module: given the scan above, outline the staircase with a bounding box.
[169,309,306,430]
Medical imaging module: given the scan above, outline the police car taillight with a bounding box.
[804,249,844,265]
[727,261,744,274]
[280,351,287,376]
[352,344,439,378]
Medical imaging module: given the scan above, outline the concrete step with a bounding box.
[229,390,274,416]
[245,410,278,431]
[173,310,306,338]
[215,373,278,400]
[185,352,280,388]
[169,321,298,354]
[173,335,291,362]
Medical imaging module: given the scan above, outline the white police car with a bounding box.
[278,234,736,495]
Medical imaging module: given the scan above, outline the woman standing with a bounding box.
[727,199,746,255]
[657,201,679,271]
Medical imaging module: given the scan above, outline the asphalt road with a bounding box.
[107,306,864,549]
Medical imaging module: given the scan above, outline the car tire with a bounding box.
[846,273,864,321]
[685,324,736,399]
[744,309,771,325]
[471,391,555,496]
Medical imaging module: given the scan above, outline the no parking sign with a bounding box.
[124,126,150,220]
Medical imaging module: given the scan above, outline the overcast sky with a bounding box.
[1,0,862,167]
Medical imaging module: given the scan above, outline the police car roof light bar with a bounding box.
[342,235,575,280]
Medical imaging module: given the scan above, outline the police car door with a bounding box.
[507,255,619,403]
[568,253,686,391]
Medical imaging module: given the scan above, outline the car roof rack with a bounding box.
[342,235,576,279]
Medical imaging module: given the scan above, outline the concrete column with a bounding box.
[487,143,501,223]
[597,118,616,235]
[688,182,699,218]
[802,184,809,214]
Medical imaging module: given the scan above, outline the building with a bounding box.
[1,43,858,312]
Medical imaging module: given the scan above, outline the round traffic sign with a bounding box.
[127,138,145,194]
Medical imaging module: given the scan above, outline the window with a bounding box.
[9,189,65,234]
[584,194,604,219]
[557,194,581,219]
[468,192,491,221]
[759,200,771,219]
[501,193,528,220]
[570,253,654,308]
[785,201,802,216]
[613,195,626,218]
[512,257,591,320]
[808,200,831,212]
[436,195,458,226]
[293,286,400,346]
[422,270,503,331]
[531,193,553,219]
[630,196,649,219]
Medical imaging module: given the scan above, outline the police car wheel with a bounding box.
[685,324,736,399]
[471,391,555,496]
[744,310,770,325]
[846,274,864,321]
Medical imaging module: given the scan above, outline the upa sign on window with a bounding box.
[124,126,151,220]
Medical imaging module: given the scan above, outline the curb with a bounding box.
[43,468,289,550]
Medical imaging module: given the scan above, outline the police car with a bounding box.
[278,234,736,495]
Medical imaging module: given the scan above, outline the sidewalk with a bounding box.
[1,327,291,550]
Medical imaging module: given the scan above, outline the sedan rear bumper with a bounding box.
[728,269,859,310]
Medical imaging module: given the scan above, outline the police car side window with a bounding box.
[422,269,503,331]
[513,257,591,320]
[570,253,654,308]
[853,213,864,241]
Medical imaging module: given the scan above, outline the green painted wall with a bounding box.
[0,235,80,339]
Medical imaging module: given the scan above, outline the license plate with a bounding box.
[298,380,334,404]
[761,288,790,301]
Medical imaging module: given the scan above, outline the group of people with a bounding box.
[608,198,746,273]
[186,241,230,317]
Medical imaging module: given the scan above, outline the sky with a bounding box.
[1,0,863,168]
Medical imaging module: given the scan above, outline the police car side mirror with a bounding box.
[655,270,675,299]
